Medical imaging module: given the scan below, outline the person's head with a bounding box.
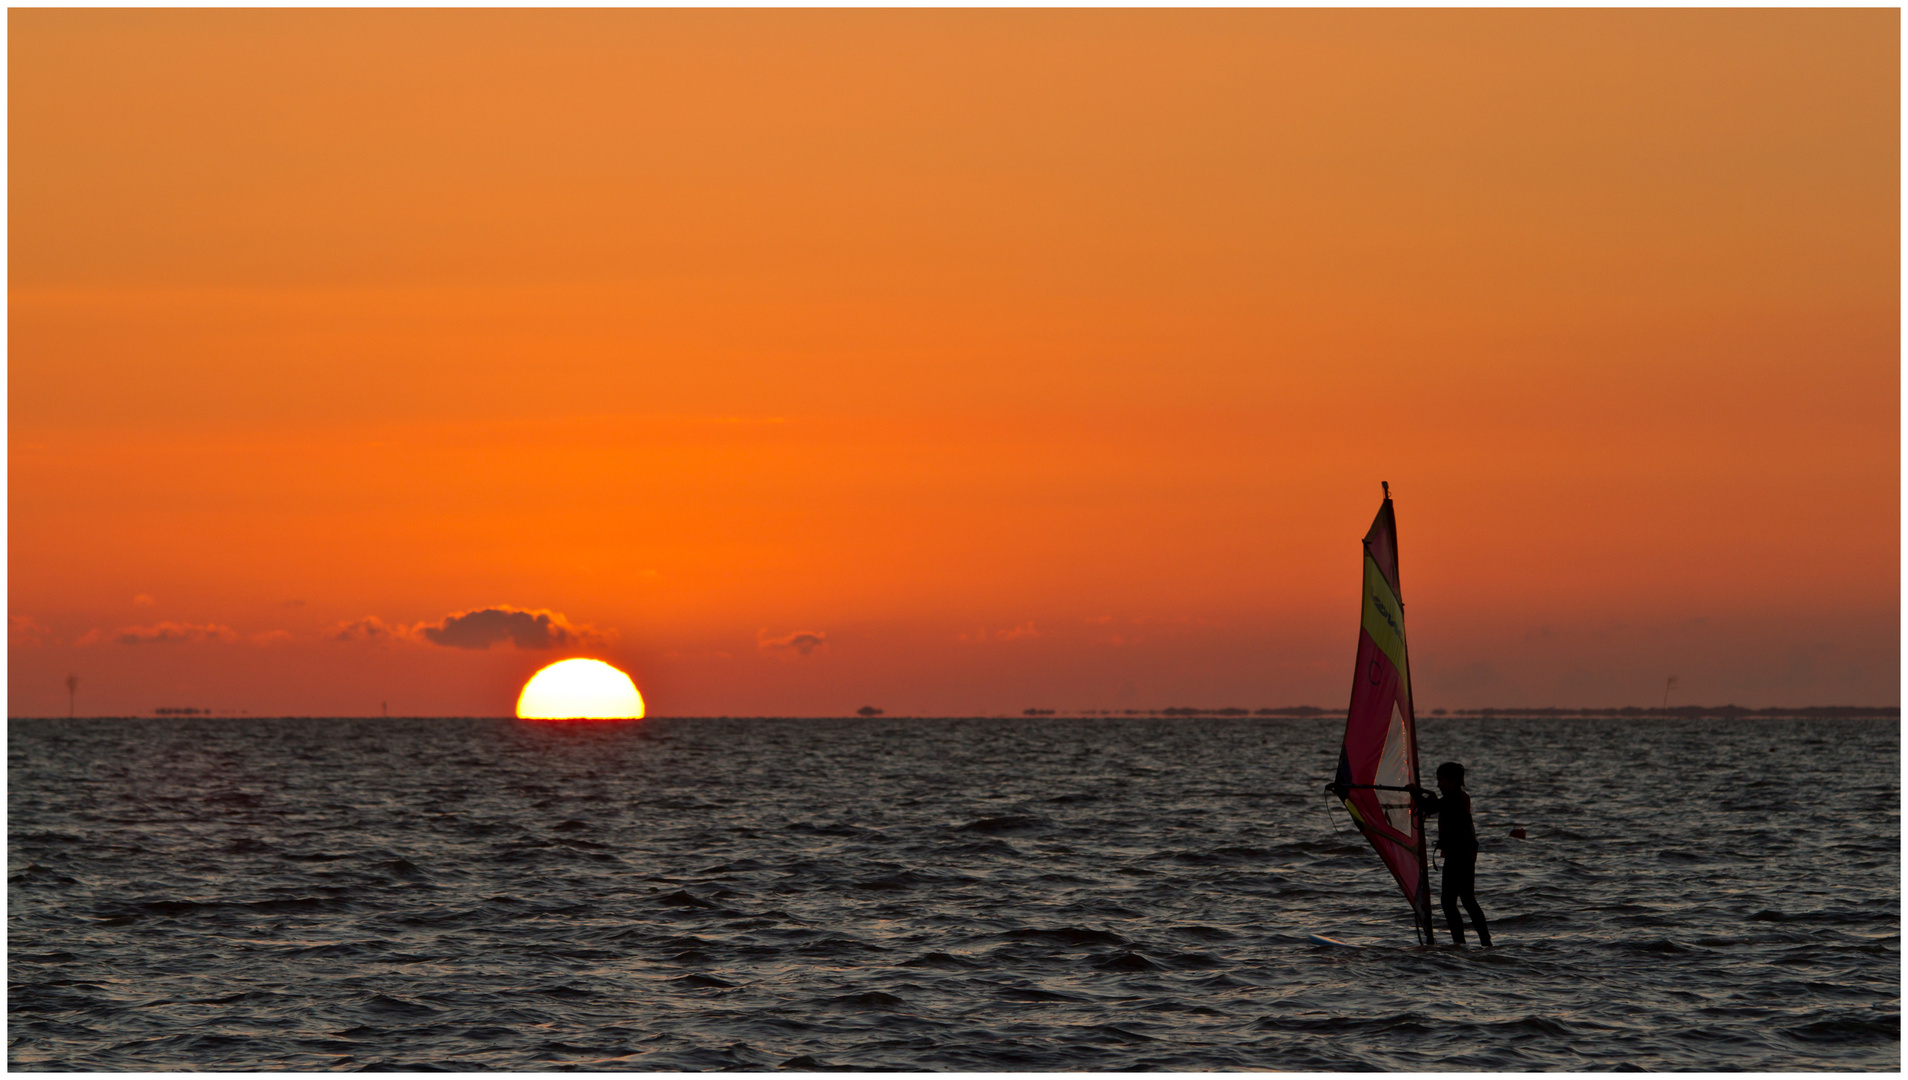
[1435,761,1465,792]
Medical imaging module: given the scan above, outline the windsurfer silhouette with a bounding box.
[1411,762,1493,947]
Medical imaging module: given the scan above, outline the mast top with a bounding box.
[1381,480,1390,501]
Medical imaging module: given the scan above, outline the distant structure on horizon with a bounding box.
[1445,705,1897,719]
[1021,705,1895,720]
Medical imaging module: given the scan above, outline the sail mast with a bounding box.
[1390,486,1434,945]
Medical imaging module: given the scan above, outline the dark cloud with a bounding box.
[106,622,238,646]
[331,616,406,643]
[760,629,827,656]
[10,614,51,648]
[420,607,593,650]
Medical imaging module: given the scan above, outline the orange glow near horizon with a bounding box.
[9,10,1898,717]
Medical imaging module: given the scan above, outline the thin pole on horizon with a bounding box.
[65,674,78,720]
[1663,676,1677,711]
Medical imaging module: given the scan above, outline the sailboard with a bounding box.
[1325,482,1434,945]
[1305,933,1362,948]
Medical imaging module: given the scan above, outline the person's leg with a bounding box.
[1461,889,1491,947]
[1441,860,1467,945]
[1454,857,1490,946]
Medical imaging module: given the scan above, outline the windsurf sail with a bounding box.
[1327,482,1434,944]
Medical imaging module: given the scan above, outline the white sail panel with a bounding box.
[1376,698,1415,834]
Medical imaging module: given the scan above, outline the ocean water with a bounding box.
[8,714,1898,1071]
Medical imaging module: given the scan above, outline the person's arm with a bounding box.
[1410,787,1442,813]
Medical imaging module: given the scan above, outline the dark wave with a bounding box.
[957,815,1050,834]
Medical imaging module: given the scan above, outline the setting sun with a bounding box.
[516,659,645,720]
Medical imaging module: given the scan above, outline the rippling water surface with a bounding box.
[9,715,1898,1070]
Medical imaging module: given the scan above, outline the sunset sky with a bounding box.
[10,9,1898,717]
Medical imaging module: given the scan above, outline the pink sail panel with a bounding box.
[1330,490,1433,943]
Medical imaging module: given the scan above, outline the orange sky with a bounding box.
[10,9,1899,717]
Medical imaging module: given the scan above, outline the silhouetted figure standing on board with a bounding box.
[1412,762,1492,947]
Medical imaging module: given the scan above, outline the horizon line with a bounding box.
[14,704,1901,722]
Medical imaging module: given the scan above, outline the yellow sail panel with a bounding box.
[1361,554,1410,705]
